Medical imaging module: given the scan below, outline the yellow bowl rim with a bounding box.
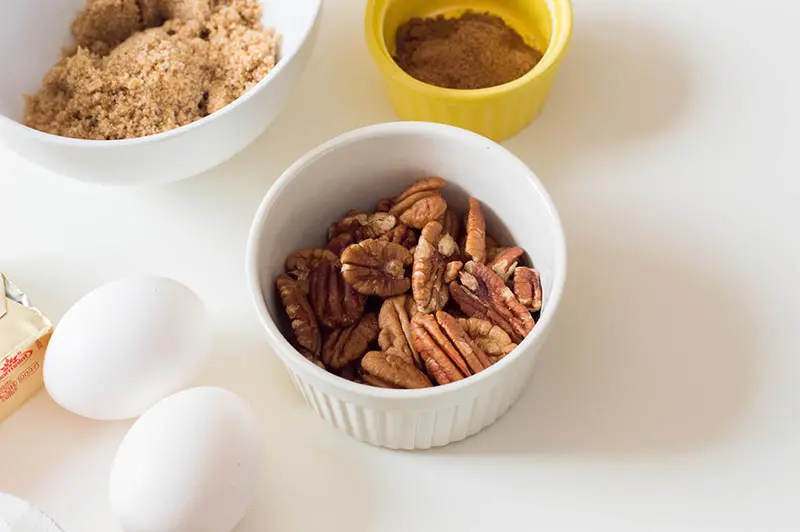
[364,0,574,101]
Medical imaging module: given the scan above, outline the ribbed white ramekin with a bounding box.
[246,122,566,450]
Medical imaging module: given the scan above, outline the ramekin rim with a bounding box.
[364,0,574,100]
[0,0,323,148]
[246,121,567,400]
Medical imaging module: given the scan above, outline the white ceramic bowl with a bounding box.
[247,122,567,450]
[0,0,321,186]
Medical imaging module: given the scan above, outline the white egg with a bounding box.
[43,276,210,420]
[109,387,262,532]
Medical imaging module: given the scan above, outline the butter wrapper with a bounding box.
[0,273,53,423]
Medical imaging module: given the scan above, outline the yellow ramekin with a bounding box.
[365,0,573,142]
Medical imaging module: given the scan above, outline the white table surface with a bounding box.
[2,0,800,530]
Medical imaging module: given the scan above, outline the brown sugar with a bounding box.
[24,0,279,140]
[394,12,543,90]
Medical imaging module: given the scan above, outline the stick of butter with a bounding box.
[0,274,53,424]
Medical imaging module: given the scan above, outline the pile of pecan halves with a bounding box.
[276,177,542,389]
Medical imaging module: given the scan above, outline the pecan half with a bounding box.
[308,260,366,328]
[389,178,448,229]
[322,313,379,369]
[361,350,432,389]
[285,248,340,291]
[328,233,355,256]
[362,373,397,388]
[341,239,413,296]
[335,360,362,382]
[376,197,394,212]
[329,212,397,242]
[436,311,492,374]
[457,317,517,363]
[410,313,465,384]
[326,209,361,239]
[514,267,542,312]
[276,275,321,359]
[379,223,418,250]
[378,295,420,368]
[412,221,458,313]
[488,247,525,283]
[464,197,486,263]
[478,235,501,263]
[449,261,534,343]
[440,206,462,241]
[444,261,464,283]
[394,177,446,202]
[410,312,491,385]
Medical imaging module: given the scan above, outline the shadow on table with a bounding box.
[505,17,693,180]
[434,232,758,457]
[236,437,381,532]
[195,328,381,532]
[421,17,734,458]
[0,391,130,496]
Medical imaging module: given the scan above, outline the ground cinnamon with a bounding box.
[394,11,542,90]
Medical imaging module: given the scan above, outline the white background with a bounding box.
[2,0,800,530]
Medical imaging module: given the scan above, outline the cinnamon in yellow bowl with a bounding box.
[365,0,573,141]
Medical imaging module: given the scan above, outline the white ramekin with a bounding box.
[246,122,567,450]
[0,493,64,532]
[0,0,321,186]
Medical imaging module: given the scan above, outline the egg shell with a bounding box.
[43,276,210,420]
[109,387,262,532]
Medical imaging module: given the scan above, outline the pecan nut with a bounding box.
[513,267,542,312]
[393,177,445,204]
[322,313,379,369]
[285,248,340,291]
[449,261,534,343]
[328,233,355,256]
[389,177,448,229]
[361,349,432,389]
[464,197,486,263]
[378,295,420,368]
[362,373,396,388]
[335,360,362,382]
[435,311,492,374]
[440,206,462,241]
[412,221,458,313]
[410,313,464,384]
[410,312,491,385]
[376,197,394,212]
[276,274,321,360]
[308,260,366,328]
[484,235,501,263]
[457,317,517,363]
[326,209,360,240]
[488,246,525,283]
[379,223,418,250]
[444,260,464,283]
[329,211,397,242]
[341,239,413,296]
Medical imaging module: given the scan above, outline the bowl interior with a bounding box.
[250,123,565,368]
[0,0,318,122]
[376,0,555,61]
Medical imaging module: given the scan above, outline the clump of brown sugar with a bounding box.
[24,0,279,140]
[394,11,542,90]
